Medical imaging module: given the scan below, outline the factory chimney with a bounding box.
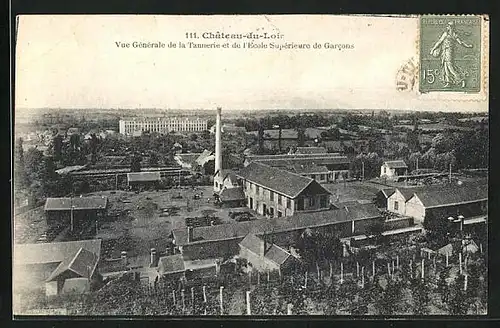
[214,107,222,191]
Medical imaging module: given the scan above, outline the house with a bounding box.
[44,196,108,234]
[380,160,408,180]
[157,254,187,280]
[386,188,418,216]
[127,172,161,190]
[239,233,297,273]
[237,162,332,217]
[175,153,203,170]
[13,239,102,298]
[375,188,395,209]
[171,203,385,260]
[405,181,488,225]
[213,169,239,193]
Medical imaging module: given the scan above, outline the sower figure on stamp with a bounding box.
[429,21,473,88]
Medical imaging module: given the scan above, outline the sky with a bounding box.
[15,15,488,112]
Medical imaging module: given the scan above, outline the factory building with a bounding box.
[237,162,332,218]
[119,117,208,136]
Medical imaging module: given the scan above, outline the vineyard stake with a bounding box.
[257,272,260,285]
[287,303,293,315]
[246,291,251,315]
[464,273,468,291]
[459,252,463,275]
[421,259,424,280]
[181,289,185,313]
[387,262,391,279]
[409,259,413,279]
[203,285,207,303]
[446,253,449,267]
[329,262,333,279]
[372,260,375,278]
[304,271,308,288]
[340,262,344,284]
[392,260,395,274]
[172,290,176,306]
[361,267,365,288]
[191,287,194,311]
[219,286,224,314]
[396,255,399,269]
[356,262,359,278]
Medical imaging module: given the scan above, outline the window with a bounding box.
[383,166,386,174]
[320,174,325,181]
[320,195,328,208]
[270,191,274,201]
[297,198,304,210]
[269,207,274,216]
[311,174,316,180]
[309,197,316,207]
[394,201,399,211]
[278,195,282,205]
[277,211,283,218]
[256,185,260,194]
[287,198,291,209]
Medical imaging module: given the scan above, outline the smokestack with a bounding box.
[150,248,157,266]
[215,107,222,175]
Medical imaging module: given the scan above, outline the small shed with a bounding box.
[380,160,408,180]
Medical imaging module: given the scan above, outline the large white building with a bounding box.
[119,117,208,136]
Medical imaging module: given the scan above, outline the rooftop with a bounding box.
[289,164,330,175]
[237,162,330,199]
[14,239,102,266]
[44,197,108,211]
[219,187,246,202]
[294,147,327,155]
[158,254,185,275]
[173,203,381,246]
[412,180,488,208]
[384,160,408,169]
[46,247,100,282]
[127,171,161,182]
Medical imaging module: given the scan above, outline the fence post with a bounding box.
[219,286,224,315]
[181,289,185,313]
[340,262,344,284]
[246,291,251,315]
[459,252,463,275]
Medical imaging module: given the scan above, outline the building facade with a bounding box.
[380,160,408,180]
[119,117,208,136]
[237,162,331,218]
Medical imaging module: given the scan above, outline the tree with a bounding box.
[14,137,28,189]
[447,274,470,315]
[411,280,431,315]
[53,135,63,161]
[296,127,306,147]
[131,154,142,172]
[437,267,451,305]
[375,280,403,315]
[149,152,159,167]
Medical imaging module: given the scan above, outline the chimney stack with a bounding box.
[150,248,157,266]
[214,107,222,181]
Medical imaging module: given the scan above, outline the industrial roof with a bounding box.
[383,160,408,169]
[379,188,396,198]
[344,203,382,221]
[14,239,102,266]
[172,203,381,246]
[46,247,99,282]
[295,147,327,155]
[219,187,246,202]
[44,197,108,211]
[158,254,185,275]
[255,156,350,168]
[289,164,330,175]
[410,181,488,209]
[127,171,161,182]
[196,150,214,166]
[237,162,330,199]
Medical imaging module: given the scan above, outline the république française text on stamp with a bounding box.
[419,15,481,93]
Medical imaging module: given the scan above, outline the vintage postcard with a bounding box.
[13,15,488,317]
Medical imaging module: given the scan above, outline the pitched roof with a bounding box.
[158,254,186,275]
[172,204,381,246]
[219,187,245,202]
[255,156,350,168]
[344,203,381,221]
[295,147,327,155]
[264,244,292,265]
[44,197,108,211]
[412,181,488,209]
[237,162,330,199]
[380,188,396,198]
[289,164,330,175]
[127,171,161,182]
[384,160,408,169]
[14,239,102,266]
[46,247,100,282]
[239,233,268,255]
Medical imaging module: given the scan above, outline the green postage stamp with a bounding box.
[419,15,482,93]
